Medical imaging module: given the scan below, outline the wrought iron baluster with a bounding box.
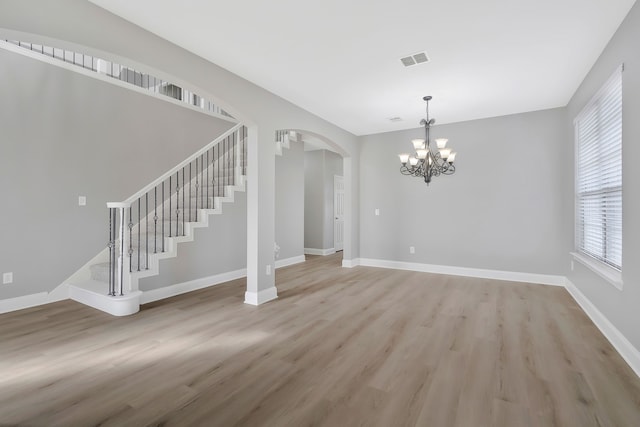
[137,198,141,272]
[162,182,165,252]
[195,157,199,221]
[210,147,214,205]
[182,168,185,235]
[224,136,228,190]
[145,193,149,269]
[201,155,204,210]
[206,150,210,209]
[169,175,172,237]
[175,171,180,236]
[213,144,217,200]
[232,131,236,185]
[189,162,192,222]
[154,186,158,254]
[223,136,226,188]
[128,207,133,274]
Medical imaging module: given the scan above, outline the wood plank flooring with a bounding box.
[1,253,639,426]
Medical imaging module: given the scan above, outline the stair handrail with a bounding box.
[1,39,235,123]
[107,123,243,207]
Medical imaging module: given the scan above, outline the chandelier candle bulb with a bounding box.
[435,138,448,149]
[397,96,457,185]
[412,139,426,150]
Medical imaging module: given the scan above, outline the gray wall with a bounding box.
[304,150,343,250]
[565,2,640,350]
[275,141,304,261]
[359,108,571,274]
[139,192,247,291]
[0,48,233,300]
[304,151,325,250]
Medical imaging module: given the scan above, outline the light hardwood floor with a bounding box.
[1,253,639,426]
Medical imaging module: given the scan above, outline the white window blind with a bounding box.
[575,66,622,271]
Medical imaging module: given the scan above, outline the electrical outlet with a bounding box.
[266,265,272,275]
[3,272,13,284]
[78,196,86,206]
[571,260,574,271]
[409,246,415,254]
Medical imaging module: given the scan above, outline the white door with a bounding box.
[334,175,345,251]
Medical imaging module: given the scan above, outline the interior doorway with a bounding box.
[302,135,344,260]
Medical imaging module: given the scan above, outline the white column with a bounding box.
[245,126,277,305]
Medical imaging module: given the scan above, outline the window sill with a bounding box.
[571,252,623,291]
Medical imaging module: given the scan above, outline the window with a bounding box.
[575,65,622,278]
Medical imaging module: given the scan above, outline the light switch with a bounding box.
[78,196,87,206]
[375,208,380,216]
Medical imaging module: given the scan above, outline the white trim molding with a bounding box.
[342,258,360,268]
[275,255,306,269]
[571,251,623,290]
[304,248,336,256]
[565,279,640,378]
[69,281,141,316]
[355,258,566,286]
[0,286,69,314]
[245,286,278,306]
[141,268,247,304]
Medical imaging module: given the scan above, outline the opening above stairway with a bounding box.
[3,39,235,121]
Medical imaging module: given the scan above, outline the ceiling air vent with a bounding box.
[388,117,403,122]
[400,51,430,67]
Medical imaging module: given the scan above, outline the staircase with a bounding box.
[67,127,301,316]
[68,124,248,315]
[275,129,299,156]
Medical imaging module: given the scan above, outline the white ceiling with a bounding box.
[89,0,636,136]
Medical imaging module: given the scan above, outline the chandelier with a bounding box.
[398,96,457,185]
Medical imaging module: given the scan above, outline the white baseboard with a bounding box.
[304,248,335,256]
[342,258,360,268]
[564,279,640,378]
[245,286,278,306]
[69,281,141,316]
[140,268,247,304]
[0,286,69,314]
[275,255,306,269]
[355,258,566,286]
